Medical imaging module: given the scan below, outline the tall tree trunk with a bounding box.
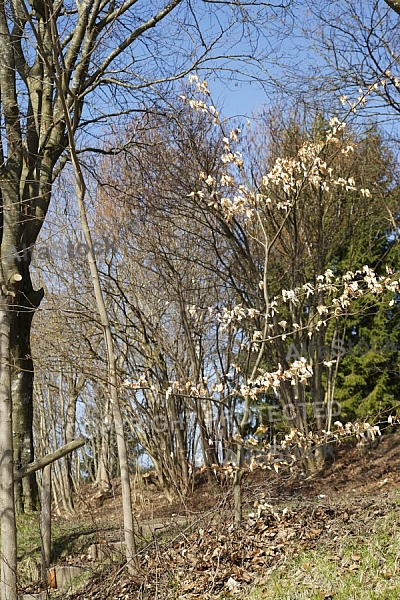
[11,289,43,512]
[0,295,18,600]
[63,370,81,511]
[169,395,189,492]
[68,134,140,576]
[96,398,112,494]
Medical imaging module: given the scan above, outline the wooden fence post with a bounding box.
[14,438,86,588]
[41,464,52,585]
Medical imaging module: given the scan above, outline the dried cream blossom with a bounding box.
[242,358,313,397]
[316,304,328,315]
[282,289,298,303]
[220,174,235,186]
[204,174,215,186]
[303,282,315,298]
[230,128,241,141]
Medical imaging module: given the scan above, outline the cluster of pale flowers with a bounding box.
[215,122,368,222]
[121,374,227,401]
[340,74,400,113]
[214,267,398,335]
[195,120,370,225]
[216,304,260,327]
[182,75,399,231]
[240,358,313,400]
[193,267,398,403]
[181,78,368,223]
[179,74,220,125]
[281,266,398,318]
[219,419,386,477]
[121,374,151,390]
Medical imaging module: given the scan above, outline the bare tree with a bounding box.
[285,0,400,129]
[92,103,258,494]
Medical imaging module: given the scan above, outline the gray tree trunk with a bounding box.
[41,465,52,585]
[0,295,18,600]
[96,397,112,494]
[11,295,43,513]
[63,113,140,573]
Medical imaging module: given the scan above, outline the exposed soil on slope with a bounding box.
[25,430,400,599]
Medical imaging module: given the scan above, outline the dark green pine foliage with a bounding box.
[316,123,400,424]
[332,234,400,423]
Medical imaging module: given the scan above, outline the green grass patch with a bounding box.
[247,510,400,600]
[16,512,101,586]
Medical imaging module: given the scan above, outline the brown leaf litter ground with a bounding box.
[22,430,400,599]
